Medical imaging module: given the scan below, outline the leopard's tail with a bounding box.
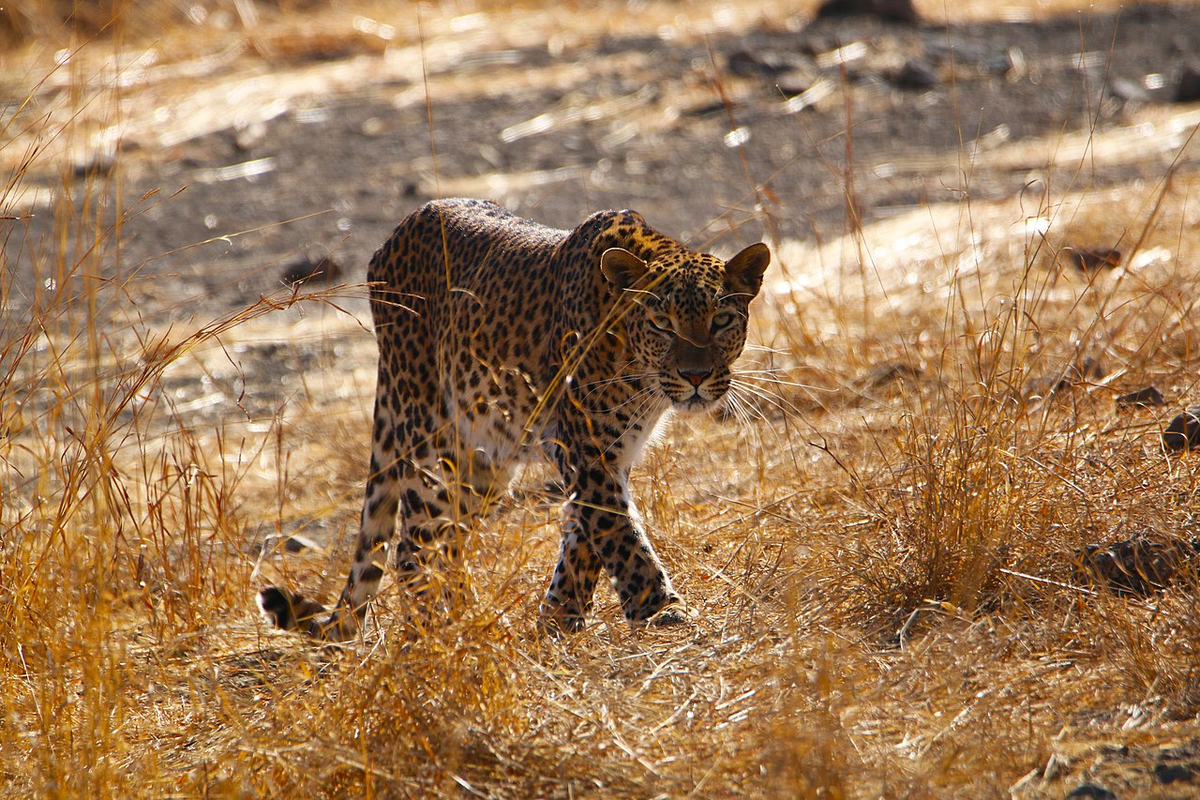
[257,586,362,642]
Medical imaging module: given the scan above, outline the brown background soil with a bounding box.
[9,2,1200,318]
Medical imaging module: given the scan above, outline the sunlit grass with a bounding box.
[3,0,1200,797]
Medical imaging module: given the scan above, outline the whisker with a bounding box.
[723,389,764,427]
[729,378,803,418]
[742,343,791,355]
[733,370,839,399]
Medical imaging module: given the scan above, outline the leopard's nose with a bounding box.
[679,368,711,387]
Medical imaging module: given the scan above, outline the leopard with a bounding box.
[257,198,770,640]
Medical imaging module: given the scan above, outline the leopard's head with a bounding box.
[602,243,770,411]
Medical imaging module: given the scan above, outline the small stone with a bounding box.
[1174,62,1200,103]
[1155,762,1200,784]
[814,0,919,23]
[281,254,343,287]
[283,535,319,553]
[1115,386,1166,409]
[894,59,938,89]
[1061,246,1122,272]
[727,49,796,76]
[1164,406,1200,451]
[1066,782,1116,799]
[1075,535,1199,596]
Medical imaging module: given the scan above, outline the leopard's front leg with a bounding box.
[541,448,691,630]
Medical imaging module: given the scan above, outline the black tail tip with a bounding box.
[257,586,297,630]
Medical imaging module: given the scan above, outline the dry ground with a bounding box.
[3,1,1200,797]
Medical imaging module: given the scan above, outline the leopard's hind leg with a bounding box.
[258,375,405,641]
[258,378,515,640]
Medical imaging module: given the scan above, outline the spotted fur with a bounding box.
[258,199,770,639]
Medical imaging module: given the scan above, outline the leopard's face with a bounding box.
[602,244,771,412]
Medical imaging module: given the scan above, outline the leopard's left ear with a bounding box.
[724,243,771,299]
[601,247,649,292]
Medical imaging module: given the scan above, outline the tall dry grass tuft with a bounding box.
[4,1,1200,796]
[0,45,355,792]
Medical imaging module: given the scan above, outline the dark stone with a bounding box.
[1061,246,1122,272]
[727,49,798,76]
[894,59,938,89]
[283,534,318,553]
[1164,406,1200,451]
[1066,783,1117,799]
[1155,762,1200,784]
[281,254,343,287]
[1115,386,1166,409]
[814,0,919,23]
[1175,62,1200,103]
[1074,535,1200,596]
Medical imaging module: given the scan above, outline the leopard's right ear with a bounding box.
[724,242,771,299]
[601,247,648,292]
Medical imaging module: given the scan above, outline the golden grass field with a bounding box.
[3,0,1200,797]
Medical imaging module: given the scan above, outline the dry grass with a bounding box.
[4,0,1200,797]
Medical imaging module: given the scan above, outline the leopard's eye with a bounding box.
[711,312,736,331]
[647,312,673,333]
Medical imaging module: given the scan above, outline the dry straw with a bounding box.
[3,0,1199,797]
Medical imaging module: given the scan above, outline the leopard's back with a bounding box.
[367,199,575,439]
[369,198,566,294]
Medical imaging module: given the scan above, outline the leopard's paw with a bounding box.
[537,612,588,637]
[646,601,697,628]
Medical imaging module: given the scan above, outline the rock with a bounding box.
[251,533,320,557]
[1155,762,1200,784]
[893,59,938,89]
[1066,784,1116,800]
[1061,246,1122,272]
[814,0,919,23]
[283,534,319,553]
[1163,406,1200,451]
[1075,535,1200,596]
[727,49,798,76]
[281,254,343,287]
[1175,61,1200,103]
[1115,386,1166,409]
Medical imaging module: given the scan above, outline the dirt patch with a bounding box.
[6,2,1200,321]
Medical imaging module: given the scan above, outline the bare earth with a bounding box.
[9,2,1200,315]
